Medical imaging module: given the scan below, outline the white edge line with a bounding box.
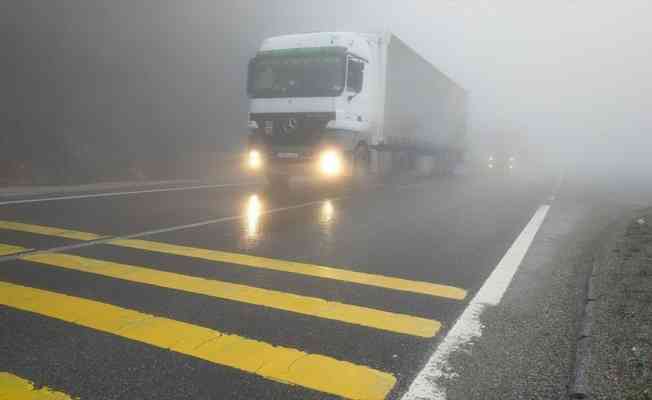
[0,182,258,206]
[401,204,551,400]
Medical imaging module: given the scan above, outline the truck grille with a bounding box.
[250,112,334,146]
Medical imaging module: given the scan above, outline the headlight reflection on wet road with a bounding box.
[320,200,335,224]
[245,194,262,239]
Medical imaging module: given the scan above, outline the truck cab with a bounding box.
[246,32,378,185]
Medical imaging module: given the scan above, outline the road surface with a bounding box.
[0,171,557,399]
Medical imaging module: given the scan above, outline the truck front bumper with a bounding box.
[246,149,353,180]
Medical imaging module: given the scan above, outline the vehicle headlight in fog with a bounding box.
[248,150,262,169]
[319,150,342,176]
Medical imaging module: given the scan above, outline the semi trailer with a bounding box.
[245,31,467,185]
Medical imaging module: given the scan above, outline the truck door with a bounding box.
[345,56,370,140]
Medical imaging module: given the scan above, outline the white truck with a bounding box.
[245,31,467,186]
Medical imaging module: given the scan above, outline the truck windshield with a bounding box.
[248,52,345,98]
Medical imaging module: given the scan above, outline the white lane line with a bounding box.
[401,204,551,400]
[0,197,342,263]
[0,182,258,206]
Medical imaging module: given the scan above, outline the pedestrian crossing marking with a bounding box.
[0,221,102,241]
[0,372,76,399]
[23,253,441,337]
[0,220,467,300]
[0,243,30,256]
[113,238,467,300]
[0,281,396,400]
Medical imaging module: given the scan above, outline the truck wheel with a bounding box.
[353,144,371,185]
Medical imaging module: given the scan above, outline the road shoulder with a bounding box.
[589,209,652,400]
[434,196,627,400]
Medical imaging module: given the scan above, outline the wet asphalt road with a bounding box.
[0,171,555,399]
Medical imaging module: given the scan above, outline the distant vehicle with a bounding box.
[487,152,516,171]
[245,32,468,186]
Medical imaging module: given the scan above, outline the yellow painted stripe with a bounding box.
[0,372,76,399]
[23,253,439,337]
[0,243,30,256]
[112,239,467,300]
[0,281,396,400]
[0,221,102,241]
[0,219,466,300]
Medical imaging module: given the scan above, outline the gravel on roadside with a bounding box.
[589,210,652,400]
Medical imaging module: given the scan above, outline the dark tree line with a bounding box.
[0,1,352,185]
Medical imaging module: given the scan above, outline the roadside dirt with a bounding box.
[590,210,652,400]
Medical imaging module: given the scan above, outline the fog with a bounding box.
[2,1,651,183]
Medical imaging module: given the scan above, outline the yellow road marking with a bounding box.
[0,244,30,256]
[112,239,467,300]
[0,372,76,399]
[23,253,439,337]
[0,220,467,300]
[0,281,396,400]
[0,221,102,241]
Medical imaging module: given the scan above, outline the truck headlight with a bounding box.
[319,150,342,176]
[248,150,262,169]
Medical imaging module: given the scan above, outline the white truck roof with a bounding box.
[259,32,379,61]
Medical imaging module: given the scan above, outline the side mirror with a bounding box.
[246,59,255,96]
